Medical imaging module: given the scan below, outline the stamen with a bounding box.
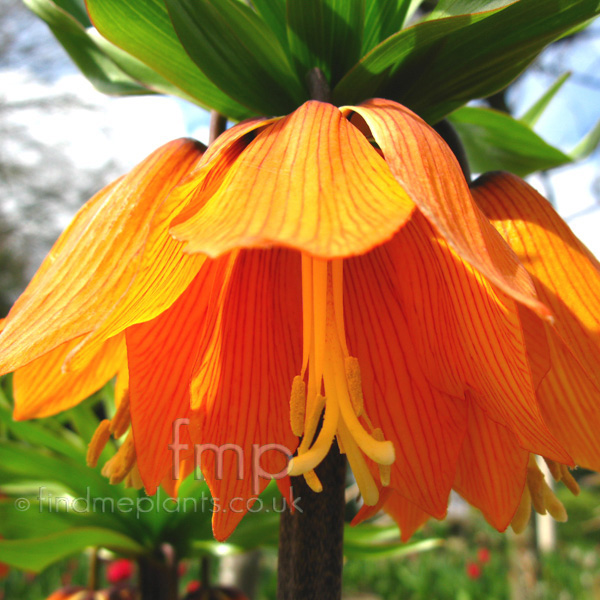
[102,432,137,485]
[332,351,395,466]
[543,486,567,522]
[511,486,531,534]
[303,470,323,493]
[125,464,144,490]
[332,260,349,356]
[300,254,313,376]
[559,465,580,496]
[87,419,111,467]
[373,428,391,487]
[337,419,379,506]
[290,376,306,437]
[298,395,326,455]
[345,356,364,417]
[109,391,131,438]
[289,390,339,476]
[312,258,328,389]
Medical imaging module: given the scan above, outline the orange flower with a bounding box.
[0,99,598,541]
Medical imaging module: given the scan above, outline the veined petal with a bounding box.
[126,256,234,493]
[387,214,570,463]
[344,246,467,518]
[13,334,126,420]
[171,101,415,259]
[454,395,528,531]
[0,139,206,375]
[189,249,302,541]
[347,99,549,318]
[472,171,600,389]
[536,329,600,470]
[352,488,430,542]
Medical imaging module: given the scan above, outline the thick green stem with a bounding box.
[277,443,346,600]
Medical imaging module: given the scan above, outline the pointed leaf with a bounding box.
[362,0,415,54]
[570,117,600,160]
[252,0,288,50]
[449,106,571,176]
[334,0,600,123]
[427,0,517,19]
[165,0,304,115]
[0,528,143,572]
[86,0,252,120]
[286,0,365,86]
[520,72,571,127]
[24,0,154,96]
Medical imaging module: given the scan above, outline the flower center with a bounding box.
[288,256,395,506]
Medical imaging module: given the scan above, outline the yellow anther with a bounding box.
[125,464,144,490]
[373,428,391,487]
[542,485,567,522]
[511,486,531,534]
[527,455,547,514]
[543,458,562,481]
[290,376,306,437]
[303,470,323,493]
[102,433,137,485]
[345,356,364,417]
[86,419,111,467]
[109,390,131,438]
[559,465,580,496]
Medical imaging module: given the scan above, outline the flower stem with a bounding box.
[209,111,227,144]
[277,443,346,600]
[137,548,178,600]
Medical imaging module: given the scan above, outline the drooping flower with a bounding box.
[1,99,598,542]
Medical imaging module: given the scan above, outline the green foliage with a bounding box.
[27,0,600,124]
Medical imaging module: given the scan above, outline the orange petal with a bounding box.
[126,255,234,493]
[0,139,206,375]
[386,213,570,463]
[454,394,528,531]
[347,99,548,319]
[13,334,126,420]
[189,249,302,541]
[171,100,415,259]
[536,329,600,470]
[344,245,467,518]
[472,171,600,389]
[352,488,430,542]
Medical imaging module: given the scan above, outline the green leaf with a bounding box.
[286,0,366,86]
[88,30,201,105]
[570,117,600,160]
[427,0,517,19]
[344,531,443,560]
[0,394,85,461]
[86,0,252,120]
[334,0,600,123]
[165,0,305,115]
[520,72,571,127]
[252,0,289,50]
[362,1,418,54]
[0,528,143,572]
[24,0,155,96]
[52,0,90,26]
[0,441,115,500]
[449,106,571,176]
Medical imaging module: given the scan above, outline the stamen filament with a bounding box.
[289,389,339,476]
[337,419,379,506]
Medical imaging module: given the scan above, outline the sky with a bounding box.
[1,2,600,276]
